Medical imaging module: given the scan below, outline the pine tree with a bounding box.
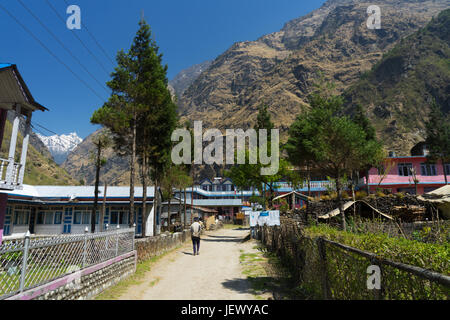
[92,20,177,234]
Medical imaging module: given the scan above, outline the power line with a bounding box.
[45,0,111,76]
[63,0,116,66]
[17,0,109,94]
[31,121,83,145]
[0,3,105,102]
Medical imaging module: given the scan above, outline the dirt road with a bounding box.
[117,227,259,300]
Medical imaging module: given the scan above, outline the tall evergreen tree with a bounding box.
[92,20,177,234]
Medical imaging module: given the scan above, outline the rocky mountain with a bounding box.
[0,119,79,185]
[37,132,82,164]
[62,129,131,186]
[178,0,449,151]
[344,8,450,155]
[169,60,213,99]
[62,0,450,184]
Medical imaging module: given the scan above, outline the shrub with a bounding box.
[355,191,368,200]
[299,224,450,299]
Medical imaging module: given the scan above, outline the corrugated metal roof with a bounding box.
[191,199,242,207]
[5,184,156,199]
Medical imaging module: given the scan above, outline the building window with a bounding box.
[420,163,437,176]
[44,212,53,225]
[119,212,128,225]
[445,164,450,176]
[73,211,82,224]
[14,210,30,225]
[54,212,62,224]
[37,212,44,225]
[111,211,118,224]
[82,212,90,224]
[398,163,413,176]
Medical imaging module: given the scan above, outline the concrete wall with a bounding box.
[6,251,136,300]
[135,230,191,263]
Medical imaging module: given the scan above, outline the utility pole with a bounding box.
[101,183,107,232]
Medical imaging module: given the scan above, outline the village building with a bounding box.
[363,143,450,195]
[0,63,48,244]
[2,185,162,239]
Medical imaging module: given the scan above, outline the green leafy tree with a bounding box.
[425,100,450,184]
[286,89,383,230]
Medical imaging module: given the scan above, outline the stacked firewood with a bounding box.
[390,205,426,222]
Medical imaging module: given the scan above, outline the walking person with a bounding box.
[190,217,202,256]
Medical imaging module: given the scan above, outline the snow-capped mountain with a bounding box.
[37,132,83,165]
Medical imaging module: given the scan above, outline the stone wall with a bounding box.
[7,251,137,300]
[135,229,191,263]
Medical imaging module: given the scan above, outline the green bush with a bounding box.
[298,224,450,299]
[304,224,449,275]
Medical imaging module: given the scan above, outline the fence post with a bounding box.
[83,227,88,268]
[317,237,331,300]
[115,225,120,256]
[19,230,30,293]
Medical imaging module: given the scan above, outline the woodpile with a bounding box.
[287,194,433,223]
[391,205,426,222]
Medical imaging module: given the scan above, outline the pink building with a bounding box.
[365,144,450,195]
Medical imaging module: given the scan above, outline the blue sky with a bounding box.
[0,0,326,139]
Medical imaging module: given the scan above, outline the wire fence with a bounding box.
[257,223,450,300]
[0,228,135,299]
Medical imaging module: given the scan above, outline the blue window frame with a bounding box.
[73,211,82,224]
[54,212,62,224]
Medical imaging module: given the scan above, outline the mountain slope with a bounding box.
[63,0,450,183]
[178,0,449,140]
[344,8,450,154]
[169,60,212,99]
[62,129,131,186]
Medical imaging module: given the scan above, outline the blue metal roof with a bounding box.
[0,63,12,69]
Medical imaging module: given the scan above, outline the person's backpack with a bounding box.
[191,222,201,237]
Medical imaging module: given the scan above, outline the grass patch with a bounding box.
[95,245,182,300]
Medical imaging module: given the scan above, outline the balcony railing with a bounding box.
[0,158,23,190]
